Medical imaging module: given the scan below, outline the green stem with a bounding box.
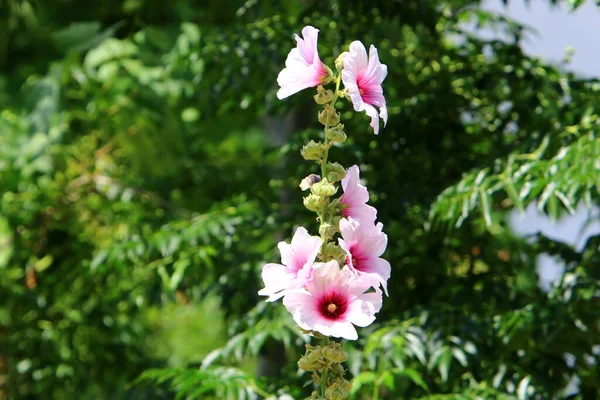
[320,76,343,178]
[318,76,343,262]
[319,337,331,398]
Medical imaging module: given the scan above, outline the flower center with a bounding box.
[319,291,348,320]
[346,245,369,273]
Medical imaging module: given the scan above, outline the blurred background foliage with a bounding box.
[1,0,599,399]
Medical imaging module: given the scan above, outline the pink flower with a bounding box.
[341,41,388,135]
[283,261,382,340]
[339,218,391,295]
[258,227,322,302]
[340,165,377,226]
[277,26,331,100]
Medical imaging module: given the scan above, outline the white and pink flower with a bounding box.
[283,260,382,340]
[339,217,390,295]
[340,165,377,226]
[258,227,322,302]
[277,26,331,100]
[341,41,388,135]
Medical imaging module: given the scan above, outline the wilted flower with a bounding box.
[277,26,332,100]
[339,218,390,295]
[341,41,388,135]
[283,260,382,340]
[339,165,377,226]
[258,227,322,302]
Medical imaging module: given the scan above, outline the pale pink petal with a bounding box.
[305,260,341,296]
[346,292,382,327]
[283,290,321,331]
[277,26,328,99]
[340,165,378,226]
[341,41,388,134]
[258,263,295,302]
[279,227,322,274]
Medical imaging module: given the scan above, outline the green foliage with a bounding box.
[1,0,599,399]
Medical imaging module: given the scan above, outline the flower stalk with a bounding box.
[260,25,390,399]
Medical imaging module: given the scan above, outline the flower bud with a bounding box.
[322,342,348,363]
[298,355,322,371]
[329,363,345,378]
[325,383,347,400]
[325,124,347,143]
[301,140,325,161]
[319,223,336,240]
[318,105,340,126]
[304,194,328,212]
[324,162,346,183]
[314,85,334,105]
[321,242,346,264]
[300,174,321,191]
[311,179,337,197]
[335,52,349,72]
[304,344,323,364]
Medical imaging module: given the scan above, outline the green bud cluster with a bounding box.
[297,73,356,398]
[298,342,352,399]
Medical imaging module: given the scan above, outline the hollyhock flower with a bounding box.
[339,217,391,295]
[283,260,382,340]
[339,165,377,226]
[277,26,331,100]
[258,227,322,302]
[341,41,388,135]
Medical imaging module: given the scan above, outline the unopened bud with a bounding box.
[304,194,328,212]
[318,105,340,126]
[329,363,345,378]
[311,179,337,197]
[300,174,321,191]
[301,140,325,161]
[322,342,348,363]
[319,223,336,240]
[326,124,347,143]
[322,242,346,263]
[314,85,334,105]
[325,162,346,182]
[335,52,349,72]
[298,355,322,372]
[325,383,347,400]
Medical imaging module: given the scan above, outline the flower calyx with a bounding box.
[311,178,337,197]
[318,104,340,127]
[302,140,326,161]
[324,162,346,182]
[314,85,335,105]
[325,124,347,144]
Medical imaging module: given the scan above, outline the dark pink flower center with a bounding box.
[346,244,369,273]
[356,72,378,104]
[318,291,348,320]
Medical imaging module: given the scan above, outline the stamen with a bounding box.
[327,303,338,314]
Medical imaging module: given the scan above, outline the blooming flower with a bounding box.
[341,41,388,135]
[258,227,322,302]
[339,217,390,295]
[283,260,382,340]
[339,165,377,226]
[277,26,331,100]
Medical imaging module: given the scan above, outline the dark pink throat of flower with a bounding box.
[318,291,348,320]
[356,72,377,104]
[346,247,368,272]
